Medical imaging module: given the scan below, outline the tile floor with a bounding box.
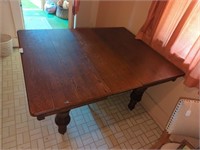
[1,49,162,149]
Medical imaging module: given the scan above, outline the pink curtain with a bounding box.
[136,0,200,88]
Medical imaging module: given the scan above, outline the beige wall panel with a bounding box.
[96,1,151,34]
[96,1,135,27]
[0,1,16,37]
[76,0,99,27]
[141,78,199,129]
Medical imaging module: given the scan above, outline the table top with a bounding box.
[17,27,184,117]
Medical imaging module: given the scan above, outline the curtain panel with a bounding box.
[136,0,200,88]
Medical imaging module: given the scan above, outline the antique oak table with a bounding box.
[17,28,184,134]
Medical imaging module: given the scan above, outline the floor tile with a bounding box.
[1,49,162,149]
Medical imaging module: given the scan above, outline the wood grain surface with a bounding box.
[17,27,184,117]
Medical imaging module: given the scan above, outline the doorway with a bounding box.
[21,0,69,29]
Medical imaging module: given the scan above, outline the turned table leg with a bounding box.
[55,110,71,134]
[128,87,147,110]
[37,116,45,121]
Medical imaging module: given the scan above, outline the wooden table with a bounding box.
[17,28,184,134]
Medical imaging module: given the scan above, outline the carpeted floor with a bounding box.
[21,0,68,29]
[23,15,52,29]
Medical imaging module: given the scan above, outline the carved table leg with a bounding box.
[55,110,71,134]
[37,116,45,121]
[128,87,147,110]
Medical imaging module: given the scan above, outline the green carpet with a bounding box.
[24,16,52,29]
[21,0,39,9]
[21,0,68,29]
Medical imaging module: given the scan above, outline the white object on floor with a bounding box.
[161,143,180,149]
[19,48,24,54]
[0,34,13,57]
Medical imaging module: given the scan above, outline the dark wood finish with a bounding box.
[55,110,71,134]
[37,116,45,121]
[128,87,148,110]
[17,27,184,134]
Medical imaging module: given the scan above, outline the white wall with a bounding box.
[0,1,2,35]
[0,0,24,47]
[76,0,99,27]
[96,1,151,34]
[0,0,16,38]
[0,3,3,149]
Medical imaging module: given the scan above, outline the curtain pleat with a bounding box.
[136,0,200,88]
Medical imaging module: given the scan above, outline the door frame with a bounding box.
[9,0,24,47]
